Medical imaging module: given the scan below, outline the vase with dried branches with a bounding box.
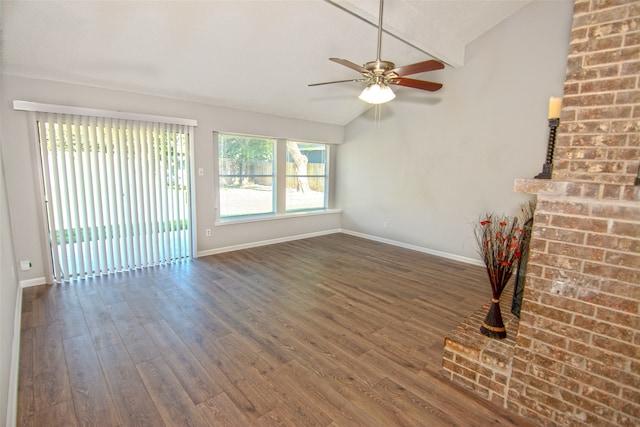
[474,214,526,339]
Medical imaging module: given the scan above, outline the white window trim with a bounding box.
[214,209,342,227]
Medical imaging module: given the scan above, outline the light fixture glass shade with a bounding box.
[359,83,395,104]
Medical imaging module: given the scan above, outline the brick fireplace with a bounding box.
[443,0,639,425]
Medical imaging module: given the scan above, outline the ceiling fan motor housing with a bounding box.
[364,60,395,73]
[363,60,398,85]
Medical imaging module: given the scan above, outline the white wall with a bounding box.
[0,141,20,426]
[337,0,574,260]
[0,74,343,283]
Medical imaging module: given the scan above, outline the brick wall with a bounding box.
[511,179,639,426]
[510,0,639,425]
[553,0,639,186]
[444,0,639,425]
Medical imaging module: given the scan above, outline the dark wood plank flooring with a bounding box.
[17,233,533,426]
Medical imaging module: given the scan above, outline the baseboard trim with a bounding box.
[196,229,341,257]
[6,285,23,427]
[339,229,484,267]
[19,277,47,288]
[197,228,483,267]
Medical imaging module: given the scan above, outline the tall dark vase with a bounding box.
[480,299,506,339]
[511,217,533,318]
[511,251,528,318]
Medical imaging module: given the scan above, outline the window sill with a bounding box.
[214,208,342,227]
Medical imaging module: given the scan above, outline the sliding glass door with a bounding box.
[36,112,194,282]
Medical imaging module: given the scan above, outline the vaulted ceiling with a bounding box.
[1,0,531,125]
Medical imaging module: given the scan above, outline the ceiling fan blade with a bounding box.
[329,58,370,75]
[308,78,369,87]
[390,77,443,92]
[387,60,444,77]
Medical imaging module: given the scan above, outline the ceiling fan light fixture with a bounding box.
[309,0,444,100]
[359,83,396,104]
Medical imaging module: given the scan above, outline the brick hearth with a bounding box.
[443,285,519,408]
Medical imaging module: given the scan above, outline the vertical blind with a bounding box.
[36,112,194,281]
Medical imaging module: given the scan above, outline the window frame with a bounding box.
[217,133,277,219]
[285,140,329,213]
[214,132,332,224]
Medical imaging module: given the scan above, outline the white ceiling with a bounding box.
[1,0,531,125]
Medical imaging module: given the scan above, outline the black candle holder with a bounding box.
[535,118,560,179]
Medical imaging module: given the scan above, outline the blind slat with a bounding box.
[64,118,83,277]
[102,117,117,271]
[73,115,90,277]
[120,123,135,270]
[49,117,72,280]
[111,120,126,271]
[149,122,159,264]
[172,123,181,260]
[141,122,153,265]
[159,123,171,262]
[37,119,63,278]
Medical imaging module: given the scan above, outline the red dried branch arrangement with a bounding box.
[474,214,526,338]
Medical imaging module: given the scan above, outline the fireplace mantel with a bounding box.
[514,178,640,203]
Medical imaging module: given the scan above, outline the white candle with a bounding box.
[548,97,562,119]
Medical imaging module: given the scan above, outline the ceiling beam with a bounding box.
[327,0,465,67]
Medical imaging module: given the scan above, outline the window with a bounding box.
[217,133,330,221]
[218,134,275,218]
[286,141,327,212]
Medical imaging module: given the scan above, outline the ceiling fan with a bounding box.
[309,0,444,104]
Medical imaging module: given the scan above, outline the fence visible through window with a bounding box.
[218,134,329,218]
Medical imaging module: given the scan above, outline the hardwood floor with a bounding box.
[17,233,534,426]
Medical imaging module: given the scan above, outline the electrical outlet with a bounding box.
[205,228,212,237]
[383,221,389,229]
